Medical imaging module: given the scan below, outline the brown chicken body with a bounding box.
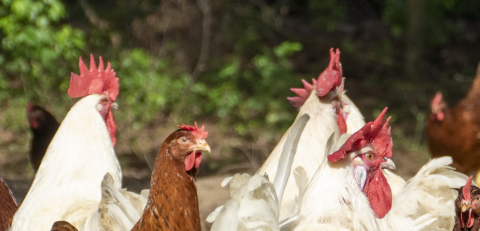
[427,63,480,176]
[26,102,60,171]
[0,178,17,231]
[453,176,480,231]
[131,123,210,231]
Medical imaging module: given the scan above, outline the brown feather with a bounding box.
[50,221,78,231]
[27,104,60,171]
[0,178,17,231]
[131,129,204,231]
[427,63,480,174]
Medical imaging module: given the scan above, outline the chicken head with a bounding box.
[68,55,119,146]
[328,107,394,218]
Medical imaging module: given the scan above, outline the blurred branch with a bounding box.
[191,0,212,81]
[79,0,109,30]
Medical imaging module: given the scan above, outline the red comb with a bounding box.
[177,122,209,140]
[328,107,392,162]
[431,92,443,109]
[287,78,317,109]
[316,48,343,97]
[27,101,34,112]
[463,176,474,201]
[68,54,119,102]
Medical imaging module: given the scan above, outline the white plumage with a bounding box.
[280,134,380,231]
[206,174,280,231]
[377,157,467,231]
[341,88,468,231]
[257,90,340,219]
[11,94,122,230]
[80,173,149,231]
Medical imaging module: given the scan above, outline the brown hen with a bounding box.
[453,176,480,231]
[26,102,60,171]
[0,178,17,231]
[427,63,480,179]
[131,123,210,231]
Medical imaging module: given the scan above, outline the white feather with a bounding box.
[11,94,122,231]
[281,148,380,231]
[377,156,467,231]
[257,90,340,219]
[79,173,149,231]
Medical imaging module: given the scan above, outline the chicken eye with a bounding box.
[180,137,187,143]
[365,153,374,160]
[101,99,107,105]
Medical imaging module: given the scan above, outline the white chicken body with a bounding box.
[257,90,340,219]
[281,150,380,231]
[11,94,122,231]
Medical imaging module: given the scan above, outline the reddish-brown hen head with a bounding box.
[287,48,347,133]
[68,55,119,146]
[175,122,210,177]
[458,176,480,229]
[430,92,445,122]
[328,107,394,218]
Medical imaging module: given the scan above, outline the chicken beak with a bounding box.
[380,158,396,171]
[462,200,471,212]
[194,139,211,153]
[111,102,118,110]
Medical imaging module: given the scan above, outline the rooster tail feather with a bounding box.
[80,173,149,231]
[273,114,310,207]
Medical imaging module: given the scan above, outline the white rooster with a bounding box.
[11,55,125,230]
[208,110,395,231]
[283,48,467,231]
[256,48,365,219]
[281,108,395,231]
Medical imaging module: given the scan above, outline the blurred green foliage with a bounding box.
[0,0,480,156]
[0,0,84,131]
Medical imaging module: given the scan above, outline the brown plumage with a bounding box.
[50,221,78,231]
[0,178,17,231]
[427,63,480,175]
[131,124,210,231]
[453,176,480,231]
[26,102,60,171]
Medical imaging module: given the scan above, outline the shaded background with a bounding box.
[0,0,480,228]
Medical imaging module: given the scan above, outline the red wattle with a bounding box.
[185,152,196,171]
[436,111,444,121]
[195,152,202,169]
[105,110,117,146]
[363,169,392,219]
[468,209,475,228]
[336,109,347,134]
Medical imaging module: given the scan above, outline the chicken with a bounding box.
[427,63,480,179]
[0,178,17,231]
[257,48,362,219]
[280,108,394,231]
[11,55,122,230]
[51,221,78,231]
[206,114,310,231]
[131,122,211,231]
[377,156,467,231]
[453,175,480,231]
[26,102,60,171]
